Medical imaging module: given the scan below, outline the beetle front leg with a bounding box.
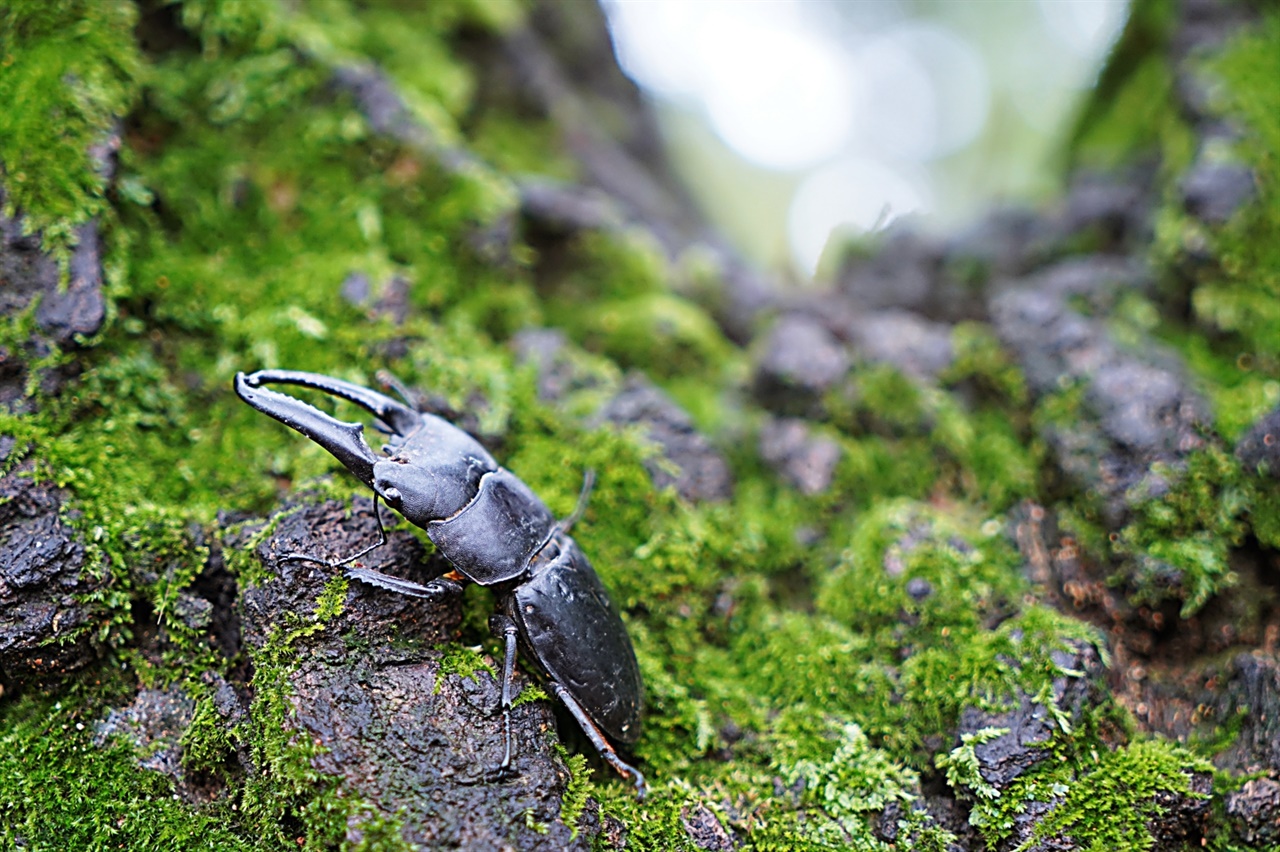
[346,566,466,602]
[489,613,521,778]
[278,492,392,571]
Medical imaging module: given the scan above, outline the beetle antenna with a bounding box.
[280,492,390,569]
[557,468,595,535]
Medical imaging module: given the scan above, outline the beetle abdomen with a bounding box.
[511,534,642,747]
[427,468,557,585]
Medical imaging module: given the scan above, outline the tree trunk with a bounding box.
[2,0,1279,848]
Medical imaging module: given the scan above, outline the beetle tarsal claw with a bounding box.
[485,761,516,784]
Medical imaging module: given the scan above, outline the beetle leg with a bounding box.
[556,468,595,536]
[346,567,465,601]
[550,681,647,799]
[278,492,391,570]
[487,613,521,778]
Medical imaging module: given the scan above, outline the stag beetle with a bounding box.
[234,369,646,796]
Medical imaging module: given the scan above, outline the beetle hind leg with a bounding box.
[551,682,648,799]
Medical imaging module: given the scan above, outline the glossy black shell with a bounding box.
[381,403,642,743]
[507,533,643,746]
[427,469,556,586]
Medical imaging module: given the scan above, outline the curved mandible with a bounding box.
[235,372,383,487]
[242,369,423,436]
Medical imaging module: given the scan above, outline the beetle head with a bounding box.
[236,370,493,529]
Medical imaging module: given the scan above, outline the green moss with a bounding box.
[1249,486,1280,550]
[1189,14,1280,362]
[0,0,141,253]
[344,807,415,852]
[774,719,949,850]
[546,228,668,302]
[538,231,745,385]
[816,500,1023,635]
[1033,381,1088,433]
[472,114,579,181]
[1168,330,1280,443]
[936,726,1009,805]
[0,688,252,851]
[556,747,592,837]
[1118,447,1249,616]
[179,690,236,776]
[823,361,1041,513]
[943,322,1031,409]
[830,363,926,436]
[434,644,496,690]
[943,695,1205,850]
[932,401,1041,511]
[1066,0,1195,174]
[830,432,936,508]
[1020,740,1209,852]
[1031,335,1255,616]
[565,292,735,382]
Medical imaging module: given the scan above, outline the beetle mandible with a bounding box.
[234,369,646,796]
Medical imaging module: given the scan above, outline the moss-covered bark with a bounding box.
[2,0,1280,850]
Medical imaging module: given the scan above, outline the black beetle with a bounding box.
[234,369,646,796]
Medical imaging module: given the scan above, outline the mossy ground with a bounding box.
[1054,4,1280,624]
[1,0,1277,850]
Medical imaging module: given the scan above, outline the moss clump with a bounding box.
[961,738,1210,852]
[0,0,140,249]
[1029,365,1254,616]
[1186,15,1280,362]
[828,363,926,437]
[943,322,1031,410]
[1114,448,1248,616]
[556,747,591,836]
[816,500,1022,636]
[179,688,237,776]
[538,231,742,387]
[566,292,735,383]
[771,718,953,851]
[825,361,1040,514]
[0,688,252,851]
[1166,330,1280,444]
[541,228,667,304]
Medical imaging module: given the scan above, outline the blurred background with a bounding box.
[601,0,1129,280]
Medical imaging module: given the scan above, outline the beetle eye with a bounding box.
[382,486,402,504]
